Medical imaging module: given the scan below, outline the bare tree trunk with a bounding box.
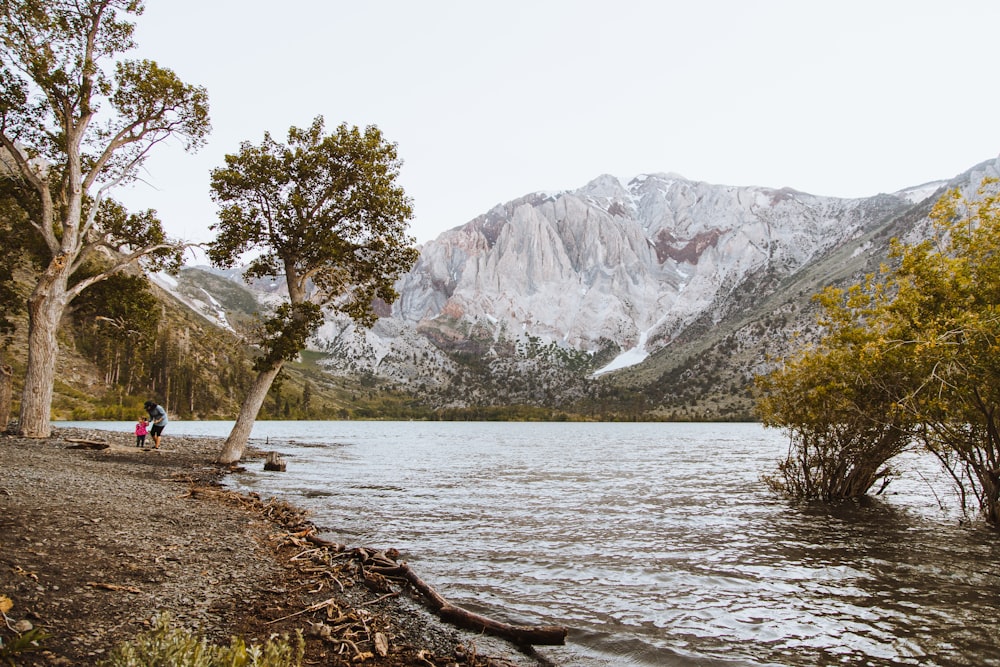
[217,362,283,464]
[984,485,999,527]
[0,363,12,432]
[19,266,71,438]
[971,460,1000,527]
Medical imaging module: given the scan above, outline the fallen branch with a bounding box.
[359,592,399,607]
[385,561,568,645]
[266,595,341,625]
[190,482,570,652]
[304,531,347,552]
[86,581,141,594]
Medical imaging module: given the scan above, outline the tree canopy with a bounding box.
[0,0,210,435]
[756,178,1000,525]
[209,116,418,463]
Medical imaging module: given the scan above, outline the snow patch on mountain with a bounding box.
[893,181,947,204]
[150,271,234,331]
[349,170,931,376]
[170,157,1000,388]
[594,329,651,376]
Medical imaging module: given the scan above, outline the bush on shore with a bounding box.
[98,614,304,667]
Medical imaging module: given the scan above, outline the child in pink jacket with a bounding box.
[135,416,149,448]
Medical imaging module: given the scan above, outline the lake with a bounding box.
[59,420,1000,666]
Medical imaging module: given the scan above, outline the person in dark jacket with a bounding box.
[143,400,168,450]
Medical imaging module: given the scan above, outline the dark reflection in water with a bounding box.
[211,421,1000,667]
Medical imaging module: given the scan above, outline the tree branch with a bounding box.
[65,241,190,303]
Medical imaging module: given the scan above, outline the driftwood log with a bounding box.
[65,438,109,450]
[200,485,571,649]
[381,561,568,645]
[304,533,569,646]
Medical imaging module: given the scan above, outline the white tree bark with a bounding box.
[18,257,73,437]
[216,362,283,464]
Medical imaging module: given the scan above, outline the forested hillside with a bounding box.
[1,267,433,423]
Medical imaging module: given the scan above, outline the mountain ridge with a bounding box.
[166,155,1000,419]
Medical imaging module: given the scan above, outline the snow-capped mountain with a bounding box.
[388,173,907,369]
[173,155,1000,417]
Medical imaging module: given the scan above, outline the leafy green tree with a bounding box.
[1,177,36,430]
[0,176,37,344]
[886,181,1000,524]
[0,0,209,436]
[0,194,23,429]
[209,116,418,463]
[756,283,914,499]
[71,269,159,392]
[757,178,1000,525]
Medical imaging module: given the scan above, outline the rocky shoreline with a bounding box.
[0,427,547,666]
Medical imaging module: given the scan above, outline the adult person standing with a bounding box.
[143,400,168,450]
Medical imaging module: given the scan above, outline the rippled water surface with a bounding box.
[63,421,1000,666]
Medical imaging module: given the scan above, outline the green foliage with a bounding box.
[144,306,257,419]
[54,268,259,419]
[0,0,207,256]
[0,251,20,348]
[71,269,160,389]
[755,329,912,500]
[300,380,312,411]
[206,115,419,459]
[433,404,576,421]
[755,267,918,500]
[0,0,211,432]
[94,199,184,274]
[887,180,1000,524]
[517,335,596,372]
[252,303,323,371]
[99,613,303,667]
[59,282,257,420]
[0,179,35,347]
[756,178,1000,523]
[0,626,50,666]
[208,115,419,328]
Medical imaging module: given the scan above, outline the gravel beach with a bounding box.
[0,427,548,666]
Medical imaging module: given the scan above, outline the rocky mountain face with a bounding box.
[398,175,906,361]
[174,156,1000,419]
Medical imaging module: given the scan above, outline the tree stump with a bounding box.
[264,451,287,472]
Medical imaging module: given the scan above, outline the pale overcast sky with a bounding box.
[118,0,1000,248]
